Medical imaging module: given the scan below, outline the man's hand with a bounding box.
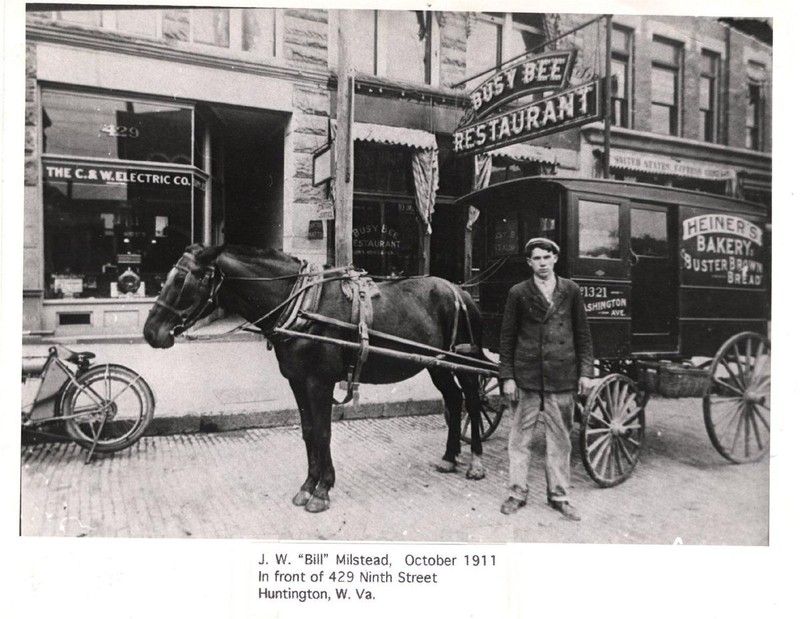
[502,379,519,404]
[578,376,593,396]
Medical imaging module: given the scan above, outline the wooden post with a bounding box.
[334,10,355,267]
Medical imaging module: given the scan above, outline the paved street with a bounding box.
[20,396,768,545]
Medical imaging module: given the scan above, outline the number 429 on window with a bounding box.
[100,124,140,138]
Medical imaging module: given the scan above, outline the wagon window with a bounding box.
[578,200,620,259]
[631,209,668,256]
[491,213,519,256]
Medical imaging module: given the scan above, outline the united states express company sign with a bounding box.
[453,50,603,157]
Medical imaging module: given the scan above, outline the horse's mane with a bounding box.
[223,244,301,265]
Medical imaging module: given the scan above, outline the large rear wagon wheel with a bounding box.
[461,376,505,443]
[579,374,646,487]
[703,332,770,463]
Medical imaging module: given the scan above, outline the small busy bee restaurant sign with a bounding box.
[680,210,766,288]
[453,50,603,157]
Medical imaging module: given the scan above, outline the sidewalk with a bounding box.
[22,316,447,436]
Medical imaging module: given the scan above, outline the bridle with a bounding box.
[154,253,221,336]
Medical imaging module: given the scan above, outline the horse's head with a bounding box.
[143,244,224,348]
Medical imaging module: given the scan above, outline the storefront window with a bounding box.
[42,91,192,164]
[578,200,620,259]
[43,164,198,299]
[354,142,414,193]
[353,201,420,276]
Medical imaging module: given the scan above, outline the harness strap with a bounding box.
[335,275,375,407]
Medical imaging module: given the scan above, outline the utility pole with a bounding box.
[603,14,612,179]
[334,10,355,266]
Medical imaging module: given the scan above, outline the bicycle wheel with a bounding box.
[60,364,155,453]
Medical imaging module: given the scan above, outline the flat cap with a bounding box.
[524,237,560,255]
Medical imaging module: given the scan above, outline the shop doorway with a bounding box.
[209,105,287,250]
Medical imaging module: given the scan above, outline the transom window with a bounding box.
[347,10,432,84]
[52,7,281,58]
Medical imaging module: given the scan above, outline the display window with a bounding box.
[41,89,205,299]
[353,200,420,276]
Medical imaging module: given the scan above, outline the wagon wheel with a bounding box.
[460,375,505,443]
[703,332,770,463]
[579,374,646,487]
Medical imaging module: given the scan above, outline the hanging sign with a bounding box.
[679,210,766,288]
[468,50,575,121]
[454,80,603,157]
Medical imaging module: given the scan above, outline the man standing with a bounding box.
[499,238,594,521]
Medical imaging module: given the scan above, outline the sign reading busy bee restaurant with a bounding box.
[454,49,603,157]
[679,210,766,288]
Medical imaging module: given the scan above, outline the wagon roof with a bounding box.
[456,176,769,218]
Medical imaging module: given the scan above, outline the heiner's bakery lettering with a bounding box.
[681,215,765,287]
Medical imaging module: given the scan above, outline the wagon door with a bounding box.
[629,205,677,352]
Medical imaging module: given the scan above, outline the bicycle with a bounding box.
[22,343,155,463]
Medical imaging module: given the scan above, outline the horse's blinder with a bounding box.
[155,253,221,335]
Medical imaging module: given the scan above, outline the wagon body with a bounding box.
[457,177,770,361]
[456,178,770,482]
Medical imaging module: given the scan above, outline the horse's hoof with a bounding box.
[466,467,486,480]
[292,490,312,507]
[435,460,457,474]
[305,495,330,513]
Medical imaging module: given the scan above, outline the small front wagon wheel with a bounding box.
[461,375,505,443]
[704,332,770,463]
[579,374,646,487]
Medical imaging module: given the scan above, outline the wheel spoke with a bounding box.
[589,409,611,427]
[713,376,744,396]
[747,408,764,453]
[595,396,612,422]
[616,437,634,465]
[587,432,612,461]
[720,358,747,393]
[753,403,771,431]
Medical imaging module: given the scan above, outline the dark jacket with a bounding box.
[498,275,594,392]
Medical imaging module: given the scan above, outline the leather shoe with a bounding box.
[548,500,581,521]
[500,496,526,515]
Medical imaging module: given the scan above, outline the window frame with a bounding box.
[650,35,683,137]
[699,49,721,143]
[569,192,631,280]
[746,62,767,151]
[610,24,633,129]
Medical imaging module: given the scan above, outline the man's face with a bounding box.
[527,247,558,280]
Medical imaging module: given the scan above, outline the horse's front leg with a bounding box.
[289,378,319,508]
[302,376,336,513]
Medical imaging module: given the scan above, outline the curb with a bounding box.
[144,397,446,436]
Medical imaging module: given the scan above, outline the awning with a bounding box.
[608,149,736,181]
[488,143,557,164]
[329,119,437,150]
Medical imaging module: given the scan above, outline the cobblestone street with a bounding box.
[20,396,768,544]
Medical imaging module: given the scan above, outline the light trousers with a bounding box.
[507,389,575,503]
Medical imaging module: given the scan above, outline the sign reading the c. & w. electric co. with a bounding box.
[454,80,603,157]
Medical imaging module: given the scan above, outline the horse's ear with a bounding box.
[195,244,225,265]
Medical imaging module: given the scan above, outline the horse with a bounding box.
[143,244,493,513]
